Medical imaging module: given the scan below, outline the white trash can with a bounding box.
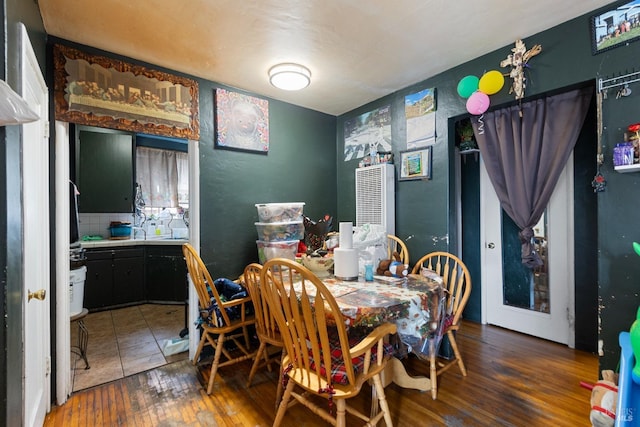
[69,266,87,317]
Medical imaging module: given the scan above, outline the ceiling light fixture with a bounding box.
[268,63,311,91]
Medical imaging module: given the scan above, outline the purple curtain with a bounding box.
[471,87,592,268]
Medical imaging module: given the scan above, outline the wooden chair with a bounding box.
[243,263,285,406]
[261,258,396,427]
[182,243,256,394]
[387,234,409,265]
[411,251,472,399]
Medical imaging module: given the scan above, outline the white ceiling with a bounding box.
[38,0,614,116]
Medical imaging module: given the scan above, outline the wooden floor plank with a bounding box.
[44,321,598,426]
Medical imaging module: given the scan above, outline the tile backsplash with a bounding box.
[79,213,134,238]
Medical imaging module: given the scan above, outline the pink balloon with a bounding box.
[466,91,490,115]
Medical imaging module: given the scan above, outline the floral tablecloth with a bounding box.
[294,273,446,358]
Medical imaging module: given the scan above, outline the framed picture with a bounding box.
[591,1,640,55]
[399,148,432,181]
[53,44,199,139]
[214,88,269,153]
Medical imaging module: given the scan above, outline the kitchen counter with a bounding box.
[80,238,188,249]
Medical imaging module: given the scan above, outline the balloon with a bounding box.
[479,70,505,95]
[457,75,479,98]
[466,91,490,115]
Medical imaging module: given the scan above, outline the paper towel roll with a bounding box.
[339,222,353,249]
[334,247,359,281]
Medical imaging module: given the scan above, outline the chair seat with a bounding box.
[306,329,394,386]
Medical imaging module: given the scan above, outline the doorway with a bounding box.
[481,153,572,345]
[458,86,598,352]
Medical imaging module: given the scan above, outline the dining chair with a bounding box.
[243,262,285,407]
[411,251,472,399]
[387,234,410,266]
[261,258,397,427]
[182,243,256,394]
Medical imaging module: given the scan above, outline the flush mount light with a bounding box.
[268,63,311,91]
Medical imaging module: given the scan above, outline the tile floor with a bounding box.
[70,303,189,392]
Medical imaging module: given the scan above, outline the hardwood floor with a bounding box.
[44,321,599,426]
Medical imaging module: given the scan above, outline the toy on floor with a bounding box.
[589,370,618,427]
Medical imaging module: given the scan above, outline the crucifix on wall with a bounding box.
[500,39,542,101]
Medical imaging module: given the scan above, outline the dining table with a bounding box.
[291,271,447,392]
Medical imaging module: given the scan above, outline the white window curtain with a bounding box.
[176,151,189,207]
[136,146,179,208]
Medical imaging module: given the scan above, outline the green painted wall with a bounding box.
[197,82,337,278]
[337,1,637,370]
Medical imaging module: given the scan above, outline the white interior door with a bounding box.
[20,23,51,426]
[480,153,573,346]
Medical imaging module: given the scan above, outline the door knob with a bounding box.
[487,242,495,249]
[28,289,46,302]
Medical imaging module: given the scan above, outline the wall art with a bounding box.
[591,1,640,54]
[405,87,436,149]
[343,105,391,162]
[53,44,199,139]
[214,88,269,153]
[399,147,432,181]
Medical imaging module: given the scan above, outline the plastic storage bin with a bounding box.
[255,221,304,242]
[69,266,87,317]
[255,202,305,223]
[256,240,299,264]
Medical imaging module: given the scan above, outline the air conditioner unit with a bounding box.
[355,164,395,235]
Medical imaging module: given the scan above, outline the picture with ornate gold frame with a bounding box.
[53,44,199,139]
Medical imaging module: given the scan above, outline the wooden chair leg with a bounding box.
[273,377,295,427]
[242,325,251,350]
[274,351,285,408]
[246,342,267,387]
[448,331,467,376]
[193,331,207,365]
[207,334,226,394]
[335,399,347,427]
[372,374,393,427]
[430,351,438,400]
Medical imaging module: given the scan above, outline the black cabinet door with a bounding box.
[84,258,114,310]
[77,127,134,213]
[146,246,187,303]
[112,256,145,305]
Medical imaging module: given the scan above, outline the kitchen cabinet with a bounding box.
[77,126,134,213]
[145,245,188,303]
[84,247,145,310]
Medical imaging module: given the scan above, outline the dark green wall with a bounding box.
[337,1,636,369]
[197,82,337,278]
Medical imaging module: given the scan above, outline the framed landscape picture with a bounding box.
[399,147,432,181]
[591,1,640,54]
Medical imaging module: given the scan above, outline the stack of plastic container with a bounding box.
[255,202,305,264]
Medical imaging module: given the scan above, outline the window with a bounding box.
[136,145,188,218]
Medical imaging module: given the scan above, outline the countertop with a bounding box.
[80,238,188,249]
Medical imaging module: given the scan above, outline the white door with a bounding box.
[20,24,51,427]
[480,153,573,345]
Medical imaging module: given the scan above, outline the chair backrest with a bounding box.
[261,258,363,388]
[411,251,471,326]
[387,234,410,265]
[182,243,232,327]
[243,263,279,342]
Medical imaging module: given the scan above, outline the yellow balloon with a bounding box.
[478,70,505,95]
